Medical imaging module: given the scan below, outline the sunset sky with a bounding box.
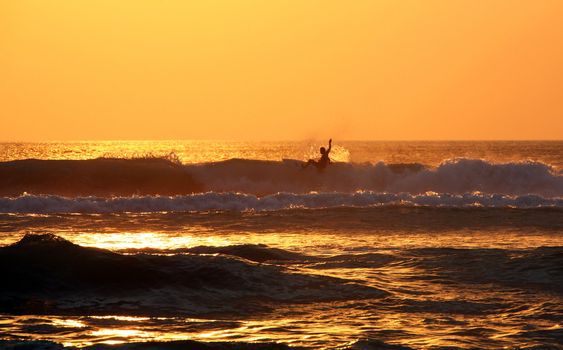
[1,0,562,141]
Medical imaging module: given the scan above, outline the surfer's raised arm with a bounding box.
[302,138,333,170]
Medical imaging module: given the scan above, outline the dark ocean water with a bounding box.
[0,141,561,349]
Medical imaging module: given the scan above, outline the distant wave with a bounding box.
[0,158,203,197]
[1,192,561,214]
[0,158,561,197]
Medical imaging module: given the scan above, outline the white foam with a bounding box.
[186,158,563,197]
[0,192,560,213]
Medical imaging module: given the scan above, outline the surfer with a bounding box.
[303,139,332,170]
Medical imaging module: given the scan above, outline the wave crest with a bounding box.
[1,158,561,197]
[0,192,560,213]
[190,158,562,196]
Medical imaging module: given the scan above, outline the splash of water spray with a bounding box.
[330,145,351,162]
[302,143,350,162]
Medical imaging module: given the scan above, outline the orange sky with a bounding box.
[1,1,562,141]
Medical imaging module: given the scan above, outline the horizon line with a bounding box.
[1,138,562,143]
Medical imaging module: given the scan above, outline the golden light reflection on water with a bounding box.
[1,227,561,254]
[69,232,233,251]
[1,222,561,348]
[0,141,354,165]
[2,314,368,348]
[69,230,563,253]
[0,141,561,349]
[90,315,152,322]
[4,301,560,350]
[90,328,153,345]
[1,228,561,349]
[2,141,561,167]
[51,318,88,329]
[75,232,190,250]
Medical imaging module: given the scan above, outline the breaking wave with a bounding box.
[190,158,562,196]
[0,192,561,214]
[0,158,561,197]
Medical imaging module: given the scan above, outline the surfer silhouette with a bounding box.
[303,139,332,171]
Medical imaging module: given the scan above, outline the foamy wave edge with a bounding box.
[1,192,561,213]
[189,158,563,196]
[1,158,562,196]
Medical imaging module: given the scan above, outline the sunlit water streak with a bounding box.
[1,140,562,168]
[0,141,561,349]
[1,213,561,349]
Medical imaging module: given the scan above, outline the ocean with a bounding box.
[0,140,561,350]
